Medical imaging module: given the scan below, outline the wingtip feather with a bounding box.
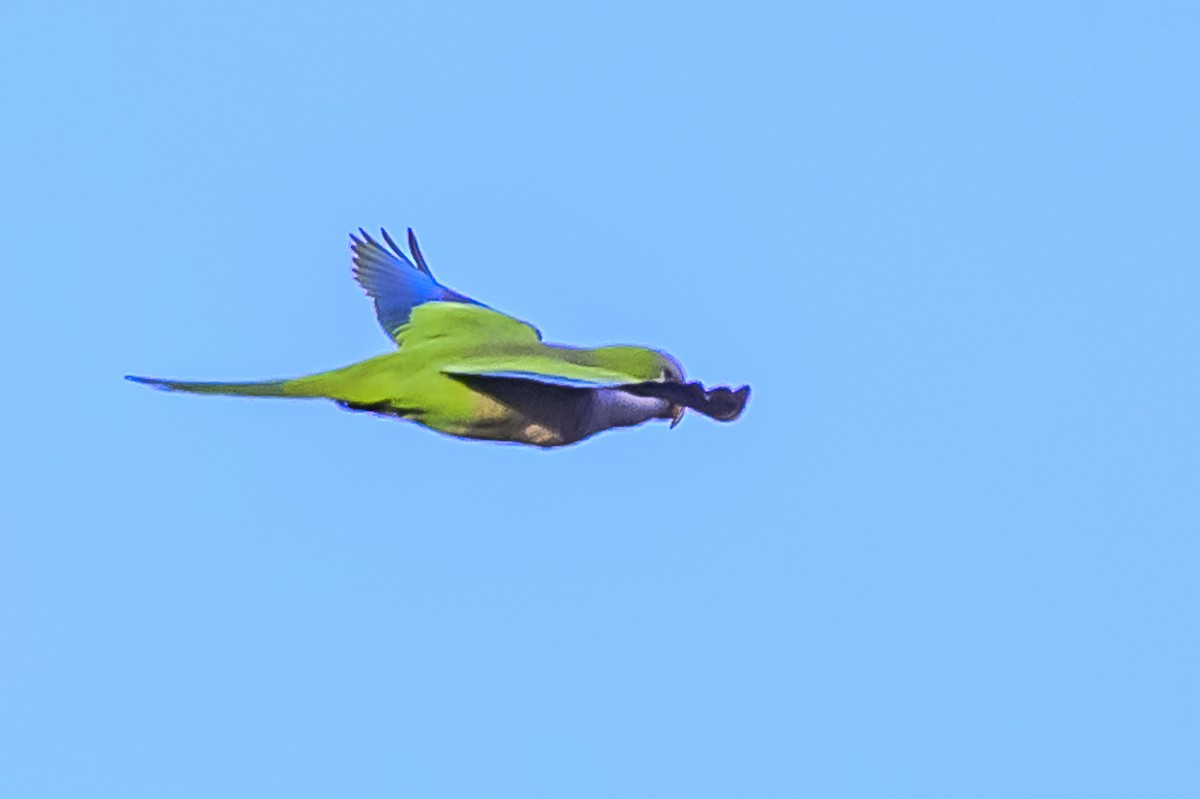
[406,227,433,276]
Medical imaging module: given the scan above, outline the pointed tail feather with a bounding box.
[125,375,305,397]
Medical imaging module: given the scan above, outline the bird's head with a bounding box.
[654,352,687,428]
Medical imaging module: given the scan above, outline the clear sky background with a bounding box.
[2,1,1197,796]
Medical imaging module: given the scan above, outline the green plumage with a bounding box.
[128,228,748,447]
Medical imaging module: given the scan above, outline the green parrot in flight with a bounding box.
[128,228,749,447]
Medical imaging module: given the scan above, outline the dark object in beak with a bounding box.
[625,381,751,423]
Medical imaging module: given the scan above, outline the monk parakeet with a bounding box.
[128,228,749,447]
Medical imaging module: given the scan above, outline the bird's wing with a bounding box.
[351,228,482,342]
[623,381,751,421]
[395,301,544,348]
[444,354,751,421]
[401,303,632,385]
[442,355,651,389]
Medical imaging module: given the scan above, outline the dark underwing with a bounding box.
[623,381,750,422]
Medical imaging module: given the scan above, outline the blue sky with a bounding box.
[2,1,1197,796]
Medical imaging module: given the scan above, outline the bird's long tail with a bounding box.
[124,375,324,398]
[127,352,399,403]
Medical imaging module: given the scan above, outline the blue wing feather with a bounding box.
[350,228,481,340]
[448,370,627,389]
[442,356,645,388]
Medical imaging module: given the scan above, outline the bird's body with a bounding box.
[128,228,748,447]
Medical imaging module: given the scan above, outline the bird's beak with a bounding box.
[669,404,685,428]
